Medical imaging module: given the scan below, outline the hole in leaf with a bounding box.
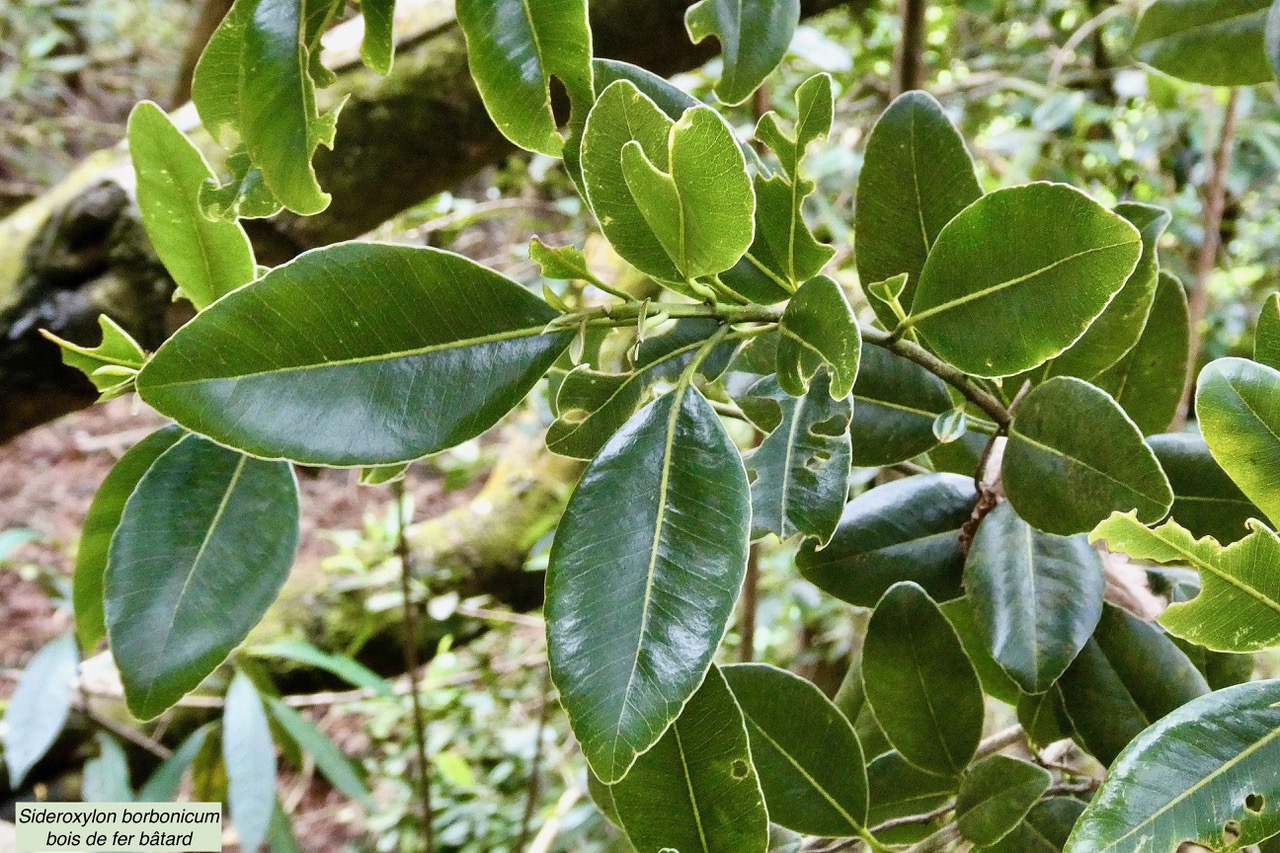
[746,469,759,485]
[811,414,848,437]
[1176,843,1212,853]
[730,759,749,780]
[1247,793,1265,813]
[1223,821,1241,843]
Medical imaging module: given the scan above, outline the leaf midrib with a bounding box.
[742,712,861,832]
[1010,427,1162,508]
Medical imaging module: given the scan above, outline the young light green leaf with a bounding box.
[529,237,601,287]
[965,501,1105,694]
[685,0,800,105]
[198,145,284,221]
[1094,272,1190,435]
[955,755,1052,847]
[83,732,134,803]
[546,386,750,783]
[192,0,343,215]
[3,634,78,788]
[855,91,983,329]
[745,375,852,545]
[609,668,769,853]
[106,435,299,719]
[359,0,395,75]
[987,797,1085,853]
[849,343,953,466]
[1197,356,1280,528]
[127,101,256,309]
[1066,680,1280,853]
[138,724,213,802]
[723,663,869,838]
[74,424,184,650]
[137,243,569,466]
[358,463,407,486]
[1003,377,1173,535]
[1257,292,1280,370]
[863,582,985,777]
[777,275,860,399]
[908,184,1142,377]
[757,72,835,171]
[224,672,277,853]
[456,0,592,156]
[1092,512,1280,653]
[1057,604,1208,766]
[721,173,835,301]
[265,697,372,807]
[250,640,393,698]
[1149,432,1260,545]
[798,474,975,608]
[41,315,146,400]
[1133,0,1273,86]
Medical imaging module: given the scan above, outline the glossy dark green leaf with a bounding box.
[855,91,983,329]
[547,386,750,783]
[685,0,799,105]
[798,474,974,607]
[1257,292,1280,369]
[1092,512,1280,653]
[106,435,299,719]
[74,425,184,651]
[137,243,569,466]
[128,102,256,309]
[139,724,213,802]
[83,732,133,803]
[866,751,957,844]
[965,501,1105,694]
[1066,680,1280,853]
[359,0,395,75]
[1148,432,1260,544]
[777,275,860,399]
[224,672,277,853]
[1197,357,1280,528]
[745,375,852,544]
[863,582,984,777]
[1046,203,1170,382]
[609,668,768,853]
[940,598,1024,706]
[1133,0,1273,86]
[265,697,372,807]
[908,184,1142,378]
[2,634,78,787]
[1094,272,1190,435]
[1003,377,1173,535]
[955,755,1051,846]
[455,0,592,156]
[1017,687,1076,750]
[1057,604,1208,766]
[723,663,869,837]
[192,0,341,215]
[41,315,146,400]
[987,797,1086,853]
[849,343,953,466]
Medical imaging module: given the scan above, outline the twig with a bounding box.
[902,822,964,853]
[77,702,173,760]
[527,786,583,853]
[976,724,1026,759]
[892,0,929,97]
[1047,2,1130,88]
[871,799,956,835]
[516,668,553,852]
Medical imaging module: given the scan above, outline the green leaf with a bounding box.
[251,640,392,697]
[359,0,395,75]
[777,275,861,399]
[1257,292,1280,370]
[986,797,1086,853]
[192,0,343,215]
[127,101,257,310]
[609,667,769,853]
[137,243,569,466]
[798,473,975,608]
[863,582,984,777]
[83,732,134,803]
[907,184,1142,378]
[1091,512,1280,653]
[2,634,78,788]
[685,0,799,105]
[745,375,852,545]
[358,463,407,486]
[1133,0,1274,86]
[619,106,756,281]
[1196,357,1280,528]
[456,0,592,156]
[848,343,953,466]
[106,435,299,719]
[723,663,869,837]
[855,91,983,329]
[955,755,1051,847]
[965,501,1105,694]
[757,72,835,172]
[1149,432,1261,545]
[265,697,372,807]
[74,425,184,651]
[529,237,599,286]
[932,407,967,444]
[941,598,1025,706]
[1003,377,1173,535]
[1066,679,1280,853]
[1057,604,1208,766]
[1045,203,1170,382]
[224,672,277,853]
[139,724,213,802]
[866,751,957,844]
[547,385,750,783]
[1093,272,1190,435]
[1017,686,1076,750]
[40,315,146,400]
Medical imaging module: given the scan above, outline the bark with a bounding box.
[0,0,861,444]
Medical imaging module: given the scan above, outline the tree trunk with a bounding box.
[0,0,860,444]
